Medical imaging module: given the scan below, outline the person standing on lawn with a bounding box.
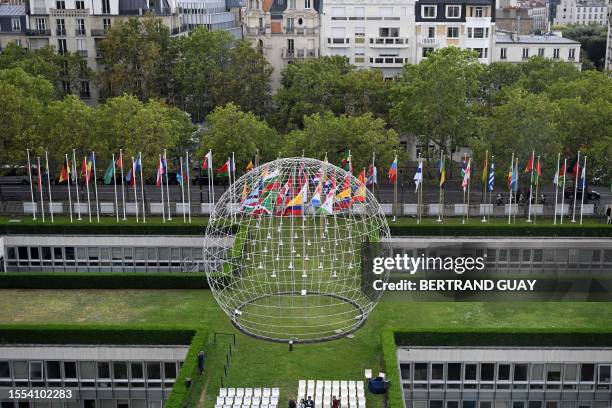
[197,351,205,374]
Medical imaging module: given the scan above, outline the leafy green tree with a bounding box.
[0,68,52,170]
[172,28,272,122]
[477,62,523,109]
[284,111,400,172]
[557,23,608,70]
[392,47,482,167]
[516,57,580,93]
[198,103,280,172]
[273,56,391,131]
[99,15,176,101]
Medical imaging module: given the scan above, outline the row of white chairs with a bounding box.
[299,395,365,407]
[215,405,277,408]
[299,381,365,390]
[220,388,280,398]
[217,397,279,406]
[298,380,365,399]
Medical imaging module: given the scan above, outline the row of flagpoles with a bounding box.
[24,148,588,224]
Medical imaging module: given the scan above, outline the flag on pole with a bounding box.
[462,158,471,192]
[553,161,566,185]
[37,161,43,192]
[438,157,446,188]
[366,163,377,186]
[104,159,115,185]
[579,162,586,189]
[388,158,398,183]
[482,153,488,183]
[524,153,534,173]
[340,150,352,173]
[176,162,183,185]
[413,159,423,192]
[511,162,518,192]
[59,162,70,183]
[217,160,230,177]
[81,157,92,182]
[156,158,164,187]
[117,152,123,169]
[335,174,352,210]
[318,175,337,215]
[202,151,212,170]
[246,159,254,173]
[532,159,541,185]
[460,155,467,179]
[488,159,495,192]
[357,169,366,185]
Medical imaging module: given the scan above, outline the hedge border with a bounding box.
[0,273,208,289]
[0,325,205,408]
[382,328,612,408]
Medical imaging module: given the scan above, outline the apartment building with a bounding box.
[0,3,26,50]
[415,0,496,63]
[177,0,242,38]
[553,0,607,25]
[243,0,321,89]
[319,0,416,79]
[493,31,581,68]
[605,0,611,70]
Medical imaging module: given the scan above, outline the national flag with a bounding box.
[103,159,115,185]
[156,157,164,187]
[531,159,541,185]
[37,161,42,192]
[570,156,580,181]
[579,162,586,189]
[438,156,446,188]
[553,161,566,185]
[253,193,275,215]
[340,150,352,173]
[245,160,254,173]
[217,159,230,177]
[318,176,337,215]
[127,159,136,187]
[59,162,70,184]
[81,157,92,182]
[482,153,488,183]
[276,178,293,213]
[388,158,398,183]
[176,162,183,186]
[510,161,518,192]
[460,154,467,179]
[488,159,494,192]
[335,174,352,209]
[242,180,262,212]
[366,163,377,186]
[116,152,123,169]
[358,169,366,185]
[161,156,167,175]
[202,151,212,170]
[524,152,534,173]
[134,153,142,172]
[311,175,324,208]
[413,159,423,192]
[462,158,471,192]
[284,183,306,216]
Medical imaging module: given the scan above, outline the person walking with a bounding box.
[288,398,297,408]
[606,205,611,224]
[197,351,205,374]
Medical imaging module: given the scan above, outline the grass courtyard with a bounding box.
[1,289,612,407]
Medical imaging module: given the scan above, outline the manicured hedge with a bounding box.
[381,330,405,408]
[388,224,611,237]
[393,328,612,347]
[164,330,208,408]
[0,325,196,345]
[0,224,208,236]
[0,273,209,289]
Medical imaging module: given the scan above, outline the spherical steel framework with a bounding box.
[204,157,390,342]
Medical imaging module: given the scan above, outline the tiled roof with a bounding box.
[0,4,25,16]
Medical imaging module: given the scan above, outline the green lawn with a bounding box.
[1,289,611,407]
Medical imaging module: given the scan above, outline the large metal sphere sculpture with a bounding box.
[204,157,390,342]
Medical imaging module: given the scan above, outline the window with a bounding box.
[564,364,578,382]
[79,362,95,379]
[146,362,161,380]
[64,362,77,379]
[474,6,483,17]
[599,365,611,383]
[379,6,393,16]
[379,27,399,37]
[304,0,310,9]
[581,364,595,382]
[130,363,144,379]
[97,362,110,379]
[29,362,43,380]
[538,48,545,57]
[498,364,510,380]
[56,0,65,8]
[422,47,434,57]
[286,18,294,33]
[46,361,61,379]
[414,363,428,380]
[13,361,27,379]
[447,27,459,38]
[448,363,461,381]
[288,0,295,8]
[331,27,345,39]
[531,364,545,381]
[514,364,528,381]
[480,364,494,381]
[102,0,111,13]
[431,364,444,381]
[400,363,410,379]
[354,47,365,55]
[547,364,561,382]
[76,0,85,8]
[354,27,365,36]
[164,362,177,379]
[426,26,435,38]
[113,362,128,380]
[76,18,86,35]
[446,5,461,17]
[331,7,345,17]
[56,19,66,35]
[0,361,10,378]
[36,18,47,30]
[103,18,112,30]
[568,48,575,60]
[422,5,436,18]
[465,364,477,381]
[500,47,507,59]
[81,81,91,98]
[11,18,21,32]
[522,48,529,59]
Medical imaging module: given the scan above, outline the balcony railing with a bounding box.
[369,57,406,66]
[26,29,51,36]
[281,47,319,59]
[245,27,266,35]
[90,28,106,36]
[32,7,48,14]
[327,37,350,45]
[420,37,436,45]
[75,28,86,36]
[78,50,88,57]
[369,37,408,46]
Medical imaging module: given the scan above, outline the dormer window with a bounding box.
[422,5,436,18]
[446,5,461,18]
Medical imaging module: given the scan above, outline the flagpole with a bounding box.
[159,155,166,223]
[487,156,494,223]
[554,152,560,225]
[65,154,73,223]
[560,158,567,224]
[84,155,92,222]
[132,157,139,223]
[417,153,421,224]
[139,152,146,223]
[37,157,45,222]
[527,150,534,223]
[418,157,423,224]
[186,151,192,223]
[232,151,236,223]
[26,149,36,220]
[437,151,443,223]
[533,156,540,224]
[466,158,472,223]
[579,155,587,225]
[45,151,54,223]
[508,152,514,225]
[73,149,81,220]
[164,149,172,221]
[180,156,186,222]
[372,151,376,199]
[393,150,397,222]
[481,150,488,223]
[119,149,126,220]
[513,158,518,224]
[571,151,580,223]
[112,153,119,222]
[92,152,100,223]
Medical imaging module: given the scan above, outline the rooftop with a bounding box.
[0,3,25,16]
[495,31,581,44]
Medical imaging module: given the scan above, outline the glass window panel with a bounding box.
[97,362,110,379]
[448,363,461,381]
[164,362,176,379]
[481,364,494,381]
[100,248,110,260]
[498,364,510,381]
[158,248,170,260]
[42,247,52,260]
[53,247,63,259]
[130,362,144,379]
[514,364,528,381]
[547,363,561,381]
[431,402,443,408]
[431,363,444,380]
[30,247,40,259]
[598,365,611,383]
[79,362,95,379]
[146,362,161,380]
[46,361,61,379]
[113,362,128,380]
[29,362,43,380]
[112,248,123,260]
[18,247,28,259]
[564,364,578,381]
[171,248,180,260]
[414,363,427,381]
[0,361,10,378]
[400,363,410,379]
[531,364,544,381]
[465,364,477,381]
[65,247,75,260]
[13,361,27,379]
[147,248,156,260]
[77,247,87,259]
[64,362,77,379]
[581,364,595,382]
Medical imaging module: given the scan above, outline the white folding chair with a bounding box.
[298,387,306,399]
[358,397,366,407]
[271,396,279,405]
[215,405,222,408]
[238,389,245,397]
[307,380,315,389]
[235,397,243,406]
[341,396,348,406]
[253,397,261,406]
[232,404,241,408]
[245,388,253,397]
[349,397,357,407]
[357,389,365,398]
[223,405,231,408]
[261,405,269,408]
[262,397,270,405]
[299,380,306,388]
[348,388,356,397]
[243,396,252,405]
[225,397,234,405]
[324,380,332,390]
[378,372,385,379]
[340,381,348,388]
[220,389,228,397]
[364,370,372,379]
[254,388,262,398]
[217,397,225,405]
[341,387,348,397]
[332,381,340,388]
[228,388,236,397]
[272,388,280,397]
[348,381,356,389]
[263,388,271,397]
[356,381,365,390]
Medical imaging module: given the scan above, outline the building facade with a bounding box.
[493,31,581,68]
[605,0,611,70]
[553,0,607,25]
[243,0,321,89]
[414,0,496,64]
[0,3,26,50]
[319,0,416,79]
[398,347,612,408]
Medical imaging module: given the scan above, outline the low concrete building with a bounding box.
[493,31,581,68]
